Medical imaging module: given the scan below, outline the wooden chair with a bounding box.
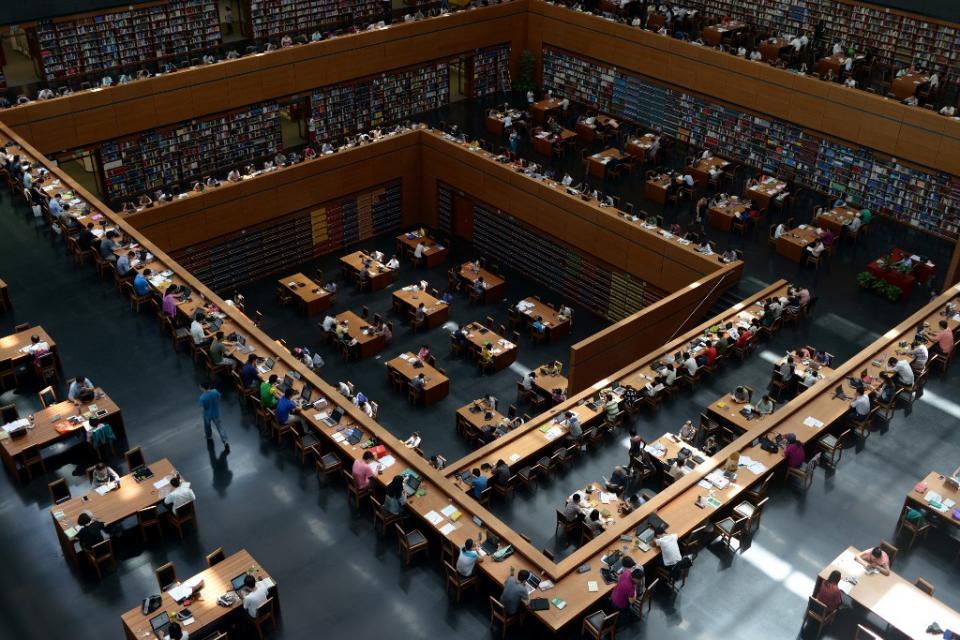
[395,523,429,566]
[167,500,197,539]
[633,577,659,621]
[48,478,70,504]
[371,496,401,537]
[733,497,769,534]
[443,560,479,602]
[804,596,837,638]
[18,445,45,481]
[206,547,226,567]
[155,561,178,591]
[714,515,748,552]
[291,421,320,465]
[38,385,57,408]
[85,538,116,580]
[555,509,580,538]
[342,469,370,509]
[817,429,851,468]
[124,446,146,471]
[880,540,898,567]
[895,505,931,550]
[581,610,618,639]
[252,596,277,639]
[915,577,935,595]
[786,452,820,492]
[489,595,525,639]
[137,505,162,542]
[34,352,60,385]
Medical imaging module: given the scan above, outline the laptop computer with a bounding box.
[480,533,500,555]
[833,384,847,400]
[150,611,171,639]
[231,573,249,596]
[257,357,276,374]
[321,407,344,427]
[402,473,421,495]
[208,316,223,332]
[277,374,294,395]
[234,334,255,355]
[524,572,542,595]
[345,428,363,445]
[298,386,313,406]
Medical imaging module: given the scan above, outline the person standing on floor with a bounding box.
[198,382,230,453]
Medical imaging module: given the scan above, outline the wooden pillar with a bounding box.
[945,238,960,292]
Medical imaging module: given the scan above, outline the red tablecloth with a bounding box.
[867,248,935,296]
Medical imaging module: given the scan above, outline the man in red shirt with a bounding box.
[736,328,752,347]
[815,570,842,612]
[699,340,718,366]
[351,451,379,490]
[930,320,954,358]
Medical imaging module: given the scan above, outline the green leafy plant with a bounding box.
[512,50,537,93]
[856,271,875,288]
[883,282,902,302]
[871,278,888,295]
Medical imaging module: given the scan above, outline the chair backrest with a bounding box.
[0,404,18,424]
[806,452,821,475]
[880,540,898,566]
[124,446,146,471]
[489,595,507,620]
[255,597,274,619]
[174,500,196,520]
[206,547,226,567]
[138,505,158,523]
[48,478,70,504]
[38,385,57,408]
[90,538,112,559]
[806,596,828,618]
[156,562,177,590]
[914,577,934,595]
[599,611,619,632]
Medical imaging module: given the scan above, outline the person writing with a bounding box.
[756,394,775,415]
[90,462,120,488]
[732,385,750,403]
[814,570,843,613]
[457,539,484,577]
[855,546,890,575]
[352,451,381,491]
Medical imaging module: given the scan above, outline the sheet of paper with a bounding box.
[439,523,456,535]
[153,477,170,490]
[440,504,459,518]
[587,581,598,592]
[509,453,520,463]
[94,485,112,496]
[425,510,444,525]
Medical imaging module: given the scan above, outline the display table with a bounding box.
[867,249,935,297]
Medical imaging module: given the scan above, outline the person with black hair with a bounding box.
[198,382,229,452]
[240,573,271,616]
[500,567,530,614]
[76,512,106,550]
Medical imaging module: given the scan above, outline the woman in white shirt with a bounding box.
[385,255,400,269]
[91,462,119,488]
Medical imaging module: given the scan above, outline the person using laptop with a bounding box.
[456,539,483,577]
[732,385,750,404]
[189,310,212,346]
[165,621,187,640]
[67,375,95,404]
[209,331,237,369]
[467,468,488,499]
[384,474,409,517]
[260,375,279,410]
[562,411,582,445]
[240,574,271,617]
[164,475,196,511]
[276,387,305,430]
[240,354,259,389]
[848,387,870,420]
[500,567,531,615]
[887,356,914,387]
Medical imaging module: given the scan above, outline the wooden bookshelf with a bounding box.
[171,180,402,292]
[438,182,662,321]
[543,47,960,239]
[34,0,222,81]
[100,102,282,202]
[472,44,512,97]
[308,61,450,143]
[246,0,384,40]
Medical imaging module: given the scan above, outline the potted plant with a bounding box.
[883,282,902,302]
[856,271,875,289]
[512,50,537,94]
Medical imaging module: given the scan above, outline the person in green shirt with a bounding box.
[260,374,278,409]
[859,208,872,224]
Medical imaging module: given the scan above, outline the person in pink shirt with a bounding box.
[162,285,179,317]
[814,570,842,612]
[856,546,890,575]
[351,451,379,490]
[782,433,805,468]
[931,319,954,358]
[611,560,644,615]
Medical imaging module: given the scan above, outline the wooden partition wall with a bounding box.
[126,131,423,252]
[0,2,527,154]
[566,260,742,393]
[526,0,960,177]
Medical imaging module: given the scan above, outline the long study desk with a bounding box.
[121,549,275,640]
[385,352,450,405]
[278,272,331,316]
[0,325,60,371]
[458,262,506,304]
[392,286,450,329]
[516,297,571,341]
[462,321,517,371]
[340,250,395,291]
[334,310,385,359]
[396,231,448,268]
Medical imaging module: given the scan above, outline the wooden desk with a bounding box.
[456,398,507,437]
[458,262,506,304]
[0,325,60,370]
[707,197,749,232]
[1,389,123,476]
[278,272,331,316]
[339,250,395,291]
[892,73,929,100]
[121,549,275,640]
[532,365,568,398]
[815,53,864,77]
[588,148,623,179]
[386,352,449,405]
[818,547,960,639]
[52,458,178,566]
[625,134,658,163]
[532,128,575,156]
[392,286,450,329]
[396,231,448,268]
[462,322,517,371]
[702,21,746,46]
[576,115,618,144]
[530,98,564,124]
[775,225,820,263]
[334,311,385,358]
[759,38,790,62]
[687,156,730,186]
[516,297,571,341]
[746,177,787,210]
[486,114,506,136]
[644,174,672,205]
[905,471,960,533]
[816,206,859,235]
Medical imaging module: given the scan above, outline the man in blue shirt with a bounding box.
[275,387,302,428]
[240,354,259,389]
[531,315,546,335]
[468,467,488,499]
[198,382,229,453]
[133,268,152,296]
[116,251,134,278]
[47,194,63,217]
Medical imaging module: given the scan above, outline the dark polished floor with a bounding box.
[1,97,959,640]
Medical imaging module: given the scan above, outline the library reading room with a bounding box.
[0,0,959,638]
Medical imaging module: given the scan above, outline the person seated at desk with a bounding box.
[239,574,271,617]
[801,368,820,388]
[403,431,422,449]
[732,385,751,403]
[909,338,928,371]
[189,311,212,346]
[930,319,954,357]
[563,411,583,444]
[720,248,738,263]
[664,364,679,386]
[67,376,94,404]
[696,239,714,255]
[855,546,891,575]
[166,620,187,640]
[818,227,835,248]
[133,269,152,297]
[260,374,279,410]
[352,451,380,491]
[467,468,487,499]
[90,462,119,488]
[606,465,630,494]
[642,376,664,398]
[619,494,645,515]
[98,231,120,262]
[887,356,914,387]
[240,354,259,389]
[164,475,196,510]
[848,387,870,420]
[410,372,427,392]
[756,394,776,415]
[115,251,135,279]
[138,193,153,208]
[681,351,698,376]
[564,493,585,522]
[491,459,511,488]
[472,277,487,296]
[384,474,409,518]
[520,370,537,392]
[697,340,717,366]
[478,344,495,371]
[584,509,605,537]
[76,512,107,550]
[679,420,697,444]
[815,570,843,614]
[416,343,430,362]
[457,538,483,577]
[210,331,236,369]
[377,321,392,344]
[551,387,567,405]
[335,320,350,340]
[782,433,805,468]
[384,254,400,269]
[204,175,220,188]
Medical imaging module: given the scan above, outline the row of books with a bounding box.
[100,102,282,201]
[438,182,660,320]
[543,48,960,239]
[247,0,384,39]
[35,0,222,81]
[688,0,959,79]
[472,45,512,97]
[308,61,450,142]
[171,181,402,292]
